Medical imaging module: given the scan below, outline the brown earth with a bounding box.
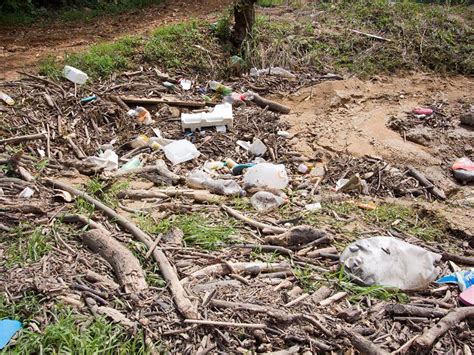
[0,0,231,81]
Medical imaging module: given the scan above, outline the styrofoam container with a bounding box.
[63,65,88,85]
[163,140,200,165]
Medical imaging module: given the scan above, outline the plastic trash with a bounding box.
[187,170,242,196]
[340,236,442,290]
[209,81,232,96]
[412,107,433,116]
[19,187,34,199]
[243,163,289,190]
[163,139,200,165]
[298,163,310,174]
[249,138,267,156]
[63,65,88,85]
[305,202,322,211]
[203,161,226,172]
[181,103,233,131]
[232,163,256,176]
[250,67,296,79]
[223,92,248,106]
[277,130,290,138]
[180,79,192,91]
[0,91,14,105]
[452,157,474,183]
[85,149,118,171]
[459,286,474,306]
[436,269,474,291]
[128,107,153,125]
[80,95,97,103]
[0,319,22,350]
[251,191,285,212]
[336,174,369,194]
[118,156,142,172]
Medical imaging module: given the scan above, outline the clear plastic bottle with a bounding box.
[209,81,232,96]
[63,65,88,85]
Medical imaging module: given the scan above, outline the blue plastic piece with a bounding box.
[436,269,474,291]
[0,319,22,350]
[232,163,256,176]
[80,95,97,103]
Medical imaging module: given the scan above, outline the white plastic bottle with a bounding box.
[63,65,89,85]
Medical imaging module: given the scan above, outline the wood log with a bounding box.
[264,226,328,247]
[441,252,474,266]
[251,93,291,114]
[80,229,148,293]
[385,303,448,318]
[44,178,199,319]
[343,328,390,355]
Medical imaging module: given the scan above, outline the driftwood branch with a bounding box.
[412,307,474,352]
[264,226,329,247]
[406,166,446,200]
[118,188,225,204]
[80,229,148,293]
[221,205,287,234]
[441,252,474,266]
[251,93,291,114]
[0,132,46,145]
[342,328,390,355]
[44,178,199,319]
[181,261,290,284]
[385,303,448,318]
[120,95,207,108]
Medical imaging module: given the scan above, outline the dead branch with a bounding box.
[441,252,474,266]
[118,188,225,204]
[44,178,199,319]
[221,205,287,234]
[120,95,207,108]
[351,29,392,42]
[18,71,67,97]
[406,166,446,200]
[412,307,474,352]
[228,244,293,256]
[0,132,46,145]
[181,261,290,284]
[385,303,448,318]
[342,328,390,355]
[264,226,329,247]
[251,93,291,114]
[80,229,148,293]
[184,319,267,329]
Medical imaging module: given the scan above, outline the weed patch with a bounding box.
[2,226,52,267]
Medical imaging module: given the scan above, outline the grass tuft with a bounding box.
[3,226,52,267]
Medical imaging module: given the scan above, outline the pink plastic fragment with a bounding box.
[413,107,433,115]
[459,286,474,306]
[452,157,474,172]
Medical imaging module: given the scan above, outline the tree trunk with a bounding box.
[232,0,256,49]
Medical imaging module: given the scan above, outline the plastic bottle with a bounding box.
[250,191,284,212]
[63,65,88,85]
[0,92,14,106]
[209,81,232,96]
[243,163,289,190]
[118,156,142,172]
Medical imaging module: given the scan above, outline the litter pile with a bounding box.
[0,65,473,353]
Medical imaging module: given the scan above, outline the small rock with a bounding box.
[460,112,474,127]
[405,127,433,146]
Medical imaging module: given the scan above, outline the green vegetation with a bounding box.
[3,226,52,267]
[74,178,129,214]
[294,265,320,292]
[137,213,235,250]
[144,21,224,74]
[257,0,285,7]
[40,37,140,79]
[0,297,149,354]
[327,267,408,303]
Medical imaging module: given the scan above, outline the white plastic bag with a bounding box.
[85,149,118,171]
[340,236,441,290]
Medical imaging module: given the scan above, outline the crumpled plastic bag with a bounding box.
[340,236,442,290]
[84,149,118,171]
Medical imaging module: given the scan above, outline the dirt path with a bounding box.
[0,0,231,81]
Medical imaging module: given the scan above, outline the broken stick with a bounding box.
[406,166,446,200]
[412,306,474,352]
[221,205,287,234]
[44,178,198,319]
[250,93,291,114]
[0,132,46,145]
[342,328,390,355]
[120,95,207,108]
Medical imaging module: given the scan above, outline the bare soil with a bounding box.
[0,0,231,81]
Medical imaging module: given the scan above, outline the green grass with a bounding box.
[74,179,129,214]
[0,298,150,354]
[327,267,408,303]
[3,227,52,267]
[129,240,166,288]
[294,265,320,292]
[40,37,140,80]
[143,21,224,74]
[257,0,285,7]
